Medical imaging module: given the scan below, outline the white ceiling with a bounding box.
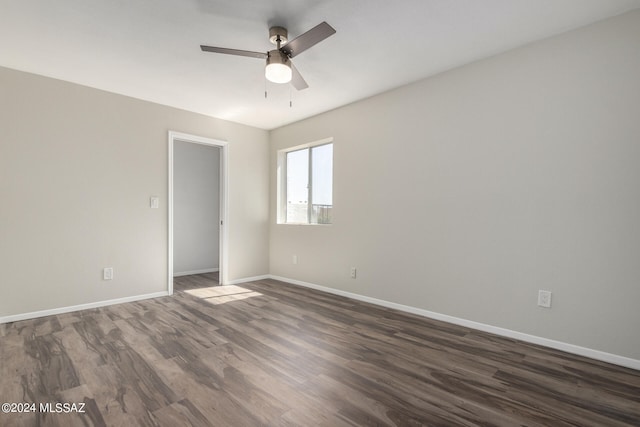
[2,0,639,130]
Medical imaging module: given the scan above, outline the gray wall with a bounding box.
[0,66,269,318]
[269,11,640,360]
[174,141,220,275]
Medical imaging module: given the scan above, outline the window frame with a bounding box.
[277,137,333,225]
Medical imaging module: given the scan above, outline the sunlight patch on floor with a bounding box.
[184,285,262,305]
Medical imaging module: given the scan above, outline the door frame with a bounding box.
[168,131,229,293]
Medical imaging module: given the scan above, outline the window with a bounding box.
[279,140,333,224]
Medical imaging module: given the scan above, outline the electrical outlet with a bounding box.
[292,255,298,265]
[103,267,114,280]
[537,290,552,308]
[350,267,357,279]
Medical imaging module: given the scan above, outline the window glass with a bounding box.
[311,144,333,224]
[281,141,333,224]
[286,148,309,223]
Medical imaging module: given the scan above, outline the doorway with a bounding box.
[168,131,228,294]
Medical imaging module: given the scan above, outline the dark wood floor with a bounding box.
[1,274,639,426]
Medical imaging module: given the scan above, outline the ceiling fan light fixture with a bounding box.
[265,50,292,84]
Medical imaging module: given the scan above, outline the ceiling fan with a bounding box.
[200,21,336,90]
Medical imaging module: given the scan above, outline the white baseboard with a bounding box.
[0,272,268,323]
[173,268,219,277]
[225,274,271,285]
[0,291,170,324]
[269,275,640,371]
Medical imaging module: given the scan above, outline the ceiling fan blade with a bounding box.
[280,21,336,58]
[200,45,267,59]
[291,63,309,90]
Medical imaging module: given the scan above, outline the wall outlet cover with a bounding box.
[538,290,552,308]
[103,267,114,280]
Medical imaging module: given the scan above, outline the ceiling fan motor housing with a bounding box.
[269,26,288,45]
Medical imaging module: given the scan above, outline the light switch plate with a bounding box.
[150,196,159,209]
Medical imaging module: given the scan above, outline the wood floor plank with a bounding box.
[152,398,211,427]
[1,273,638,426]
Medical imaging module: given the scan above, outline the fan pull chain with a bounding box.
[289,85,292,108]
[265,76,268,99]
